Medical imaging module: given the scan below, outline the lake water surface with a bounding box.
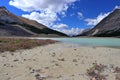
[31,37,120,47]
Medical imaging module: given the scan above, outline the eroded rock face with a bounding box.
[0,7,22,24]
[78,9,120,37]
[0,6,68,37]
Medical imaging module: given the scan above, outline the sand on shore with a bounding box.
[0,43,120,80]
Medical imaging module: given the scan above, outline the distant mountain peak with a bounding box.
[114,8,120,11]
[0,6,8,12]
[0,6,22,24]
[0,7,67,37]
[78,9,120,37]
[0,6,7,10]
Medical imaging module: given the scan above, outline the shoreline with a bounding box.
[0,36,120,39]
[0,38,57,52]
[0,43,120,80]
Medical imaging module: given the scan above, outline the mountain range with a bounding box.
[0,6,68,37]
[78,9,120,37]
[0,6,120,37]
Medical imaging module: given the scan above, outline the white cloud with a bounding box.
[22,11,58,27]
[53,23,83,36]
[85,12,110,26]
[53,24,68,29]
[115,5,120,9]
[85,5,120,26]
[9,0,77,13]
[9,0,83,36]
[59,28,83,36]
[78,12,83,19]
[9,0,78,27]
[70,13,75,16]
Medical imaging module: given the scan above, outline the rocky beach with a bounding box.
[0,43,120,80]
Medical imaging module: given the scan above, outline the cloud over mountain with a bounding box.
[53,23,83,36]
[9,0,82,35]
[85,6,120,26]
[9,0,77,26]
[53,24,68,29]
[85,12,110,26]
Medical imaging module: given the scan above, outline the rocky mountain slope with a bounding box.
[78,9,120,37]
[0,6,67,37]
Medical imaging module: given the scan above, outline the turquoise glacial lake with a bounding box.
[31,38,120,47]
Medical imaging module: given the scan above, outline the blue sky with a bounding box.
[0,0,120,35]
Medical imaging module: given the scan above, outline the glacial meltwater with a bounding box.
[31,37,120,47]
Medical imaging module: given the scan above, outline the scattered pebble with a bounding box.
[4,64,6,66]
[58,58,65,61]
[44,67,49,69]
[36,69,42,73]
[13,59,19,62]
[115,73,120,80]
[114,66,120,73]
[2,55,6,57]
[10,53,14,56]
[55,63,59,66]
[30,69,35,73]
[74,49,77,51]
[24,59,26,61]
[33,59,36,61]
[51,52,56,57]
[11,65,13,68]
[73,59,77,62]
[29,67,32,70]
[35,74,47,80]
